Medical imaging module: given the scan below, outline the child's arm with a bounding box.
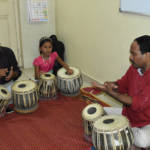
[56,56,73,74]
[34,66,46,80]
[34,66,40,80]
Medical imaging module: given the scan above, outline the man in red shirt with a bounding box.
[93,35,150,150]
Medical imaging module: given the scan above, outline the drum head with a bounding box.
[0,86,11,99]
[82,103,104,121]
[57,67,80,79]
[12,80,37,93]
[93,115,129,132]
[40,73,55,80]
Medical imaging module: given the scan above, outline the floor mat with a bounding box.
[0,94,107,150]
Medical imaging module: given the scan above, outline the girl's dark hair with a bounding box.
[39,36,53,54]
[134,35,150,54]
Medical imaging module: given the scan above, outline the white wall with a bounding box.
[19,0,55,68]
[55,0,150,82]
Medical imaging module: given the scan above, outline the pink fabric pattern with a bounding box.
[33,52,58,73]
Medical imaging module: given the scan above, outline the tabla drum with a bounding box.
[57,67,83,96]
[82,103,105,142]
[92,115,134,150]
[12,80,39,114]
[38,73,57,99]
[0,86,11,115]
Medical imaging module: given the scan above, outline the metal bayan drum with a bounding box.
[12,80,39,114]
[57,67,83,96]
[82,103,105,141]
[38,73,57,99]
[0,86,11,115]
[92,115,134,150]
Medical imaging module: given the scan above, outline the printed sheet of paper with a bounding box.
[27,0,48,23]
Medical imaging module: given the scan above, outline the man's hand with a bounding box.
[0,68,8,78]
[92,81,107,91]
[104,81,118,90]
[92,81,132,105]
[5,67,14,81]
[104,82,116,95]
[92,81,118,94]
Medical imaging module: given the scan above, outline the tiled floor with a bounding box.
[19,68,122,107]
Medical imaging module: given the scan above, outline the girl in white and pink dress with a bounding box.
[33,36,73,79]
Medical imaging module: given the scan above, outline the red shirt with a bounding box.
[117,65,150,127]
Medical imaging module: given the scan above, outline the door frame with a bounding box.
[13,0,24,67]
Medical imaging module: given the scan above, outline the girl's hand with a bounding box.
[39,71,46,75]
[37,71,46,79]
[66,68,73,75]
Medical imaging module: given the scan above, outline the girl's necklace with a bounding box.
[42,55,51,64]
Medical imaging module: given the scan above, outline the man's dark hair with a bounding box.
[134,35,150,54]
